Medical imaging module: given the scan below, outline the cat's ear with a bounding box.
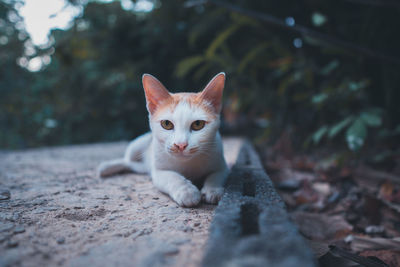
[142,74,171,114]
[199,72,225,113]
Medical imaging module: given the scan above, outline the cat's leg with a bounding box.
[201,168,229,204]
[152,170,201,207]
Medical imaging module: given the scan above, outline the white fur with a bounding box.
[98,79,228,207]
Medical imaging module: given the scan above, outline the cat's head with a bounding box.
[142,73,225,158]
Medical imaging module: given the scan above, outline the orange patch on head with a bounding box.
[143,72,225,120]
[152,92,217,121]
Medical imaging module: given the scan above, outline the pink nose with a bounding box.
[174,143,188,151]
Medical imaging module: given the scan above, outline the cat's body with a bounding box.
[98,73,228,207]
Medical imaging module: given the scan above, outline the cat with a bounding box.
[97,72,229,207]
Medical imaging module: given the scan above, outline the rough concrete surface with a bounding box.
[0,138,241,267]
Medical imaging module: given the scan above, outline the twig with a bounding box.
[185,0,400,65]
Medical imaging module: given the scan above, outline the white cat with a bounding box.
[97,73,228,207]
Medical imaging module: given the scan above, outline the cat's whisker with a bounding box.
[196,149,213,157]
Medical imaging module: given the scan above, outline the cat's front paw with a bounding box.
[201,186,224,204]
[172,184,201,207]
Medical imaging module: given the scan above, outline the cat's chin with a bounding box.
[169,152,194,160]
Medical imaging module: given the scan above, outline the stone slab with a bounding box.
[0,138,241,267]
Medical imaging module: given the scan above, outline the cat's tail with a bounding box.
[97,159,147,178]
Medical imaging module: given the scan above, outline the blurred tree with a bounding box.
[1,0,399,157]
[2,0,212,147]
[36,0,210,145]
[0,1,34,148]
[178,0,400,153]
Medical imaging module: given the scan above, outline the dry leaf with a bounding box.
[349,236,400,252]
[379,181,394,201]
[360,250,400,267]
[294,181,319,205]
[292,212,353,241]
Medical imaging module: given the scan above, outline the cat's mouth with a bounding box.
[168,147,198,157]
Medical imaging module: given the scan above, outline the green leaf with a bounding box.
[175,55,204,78]
[320,60,339,75]
[312,125,328,144]
[205,24,241,59]
[230,13,259,26]
[372,151,392,163]
[360,111,382,127]
[303,36,325,46]
[346,119,367,151]
[237,42,269,73]
[328,116,353,138]
[378,124,400,138]
[312,93,328,104]
[193,62,212,80]
[348,80,369,91]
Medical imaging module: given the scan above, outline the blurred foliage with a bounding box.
[175,0,400,153]
[1,0,399,153]
[0,1,33,148]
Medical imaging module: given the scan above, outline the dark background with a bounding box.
[1,0,399,155]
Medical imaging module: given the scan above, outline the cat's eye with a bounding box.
[161,120,174,130]
[191,120,206,131]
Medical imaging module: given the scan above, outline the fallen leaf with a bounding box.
[315,157,338,172]
[291,212,353,241]
[363,194,383,225]
[380,198,400,214]
[280,168,316,183]
[360,250,400,267]
[292,156,316,171]
[349,236,400,252]
[380,205,400,237]
[313,182,331,197]
[365,225,385,235]
[379,181,394,202]
[339,167,352,178]
[354,165,400,185]
[393,190,400,204]
[319,245,389,267]
[293,181,319,205]
[308,240,330,258]
[275,179,301,191]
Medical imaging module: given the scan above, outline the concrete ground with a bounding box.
[0,138,242,267]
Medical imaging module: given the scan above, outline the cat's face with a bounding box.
[142,73,225,158]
